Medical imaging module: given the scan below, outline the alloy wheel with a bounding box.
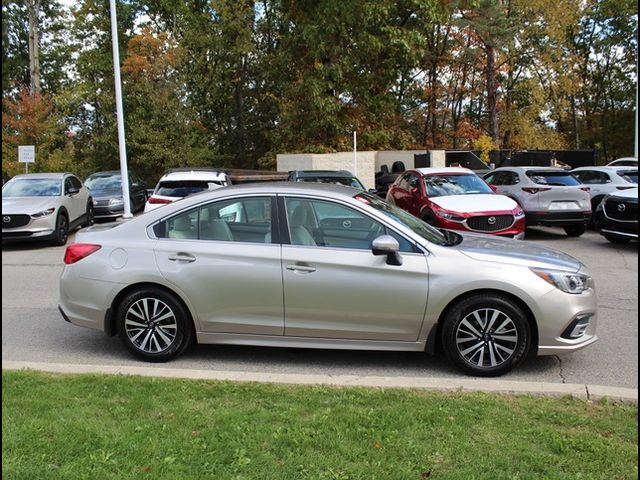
[455,308,518,368]
[124,297,178,354]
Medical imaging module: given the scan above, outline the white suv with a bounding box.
[571,166,637,212]
[483,167,591,237]
[144,169,230,213]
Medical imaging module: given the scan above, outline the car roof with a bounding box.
[572,166,638,172]
[87,170,122,176]
[489,166,570,173]
[159,169,227,182]
[414,167,475,175]
[9,172,68,180]
[292,170,355,178]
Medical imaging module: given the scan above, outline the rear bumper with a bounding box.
[526,211,591,227]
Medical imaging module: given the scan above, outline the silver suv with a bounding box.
[483,167,591,237]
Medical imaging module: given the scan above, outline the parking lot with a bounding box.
[1,225,637,389]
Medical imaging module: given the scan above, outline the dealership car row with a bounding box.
[2,161,638,246]
[2,159,637,378]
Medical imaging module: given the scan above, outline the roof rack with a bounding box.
[165,167,226,175]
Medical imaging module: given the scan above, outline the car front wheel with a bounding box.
[604,234,631,244]
[53,213,69,246]
[116,287,193,362]
[441,294,531,377]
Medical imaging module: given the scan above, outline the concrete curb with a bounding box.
[3,361,637,404]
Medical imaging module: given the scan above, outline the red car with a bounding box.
[386,167,526,238]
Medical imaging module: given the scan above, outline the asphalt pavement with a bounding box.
[2,226,637,402]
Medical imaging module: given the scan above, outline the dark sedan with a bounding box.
[85,171,147,220]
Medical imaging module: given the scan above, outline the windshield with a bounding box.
[355,193,448,245]
[300,176,365,189]
[526,171,581,186]
[424,174,493,197]
[2,178,61,197]
[85,174,121,190]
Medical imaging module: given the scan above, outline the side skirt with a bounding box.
[196,332,427,352]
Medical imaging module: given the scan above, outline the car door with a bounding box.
[153,195,284,335]
[63,176,86,223]
[280,196,429,341]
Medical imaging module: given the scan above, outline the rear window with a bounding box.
[156,180,224,198]
[620,171,638,183]
[525,171,581,186]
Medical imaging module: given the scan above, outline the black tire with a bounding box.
[421,213,436,226]
[564,225,586,237]
[53,213,69,246]
[83,202,94,227]
[441,294,531,377]
[116,287,194,362]
[604,234,631,244]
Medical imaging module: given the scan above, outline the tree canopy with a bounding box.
[2,0,637,182]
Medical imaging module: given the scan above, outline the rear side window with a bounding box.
[156,180,223,197]
[526,171,581,186]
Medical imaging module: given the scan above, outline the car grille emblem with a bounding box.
[3,216,10,224]
[487,216,496,225]
[617,204,626,212]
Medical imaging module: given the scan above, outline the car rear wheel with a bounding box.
[564,225,586,237]
[116,287,193,362]
[53,213,69,246]
[441,294,531,377]
[83,202,94,227]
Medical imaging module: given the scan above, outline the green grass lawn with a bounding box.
[2,370,637,480]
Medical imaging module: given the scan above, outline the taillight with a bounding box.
[579,187,590,193]
[148,196,172,205]
[522,187,552,194]
[64,243,101,264]
[616,186,635,190]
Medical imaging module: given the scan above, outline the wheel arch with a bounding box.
[427,288,539,356]
[105,281,196,337]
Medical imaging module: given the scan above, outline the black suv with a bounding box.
[596,188,638,244]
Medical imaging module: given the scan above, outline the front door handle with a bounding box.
[168,252,196,263]
[286,263,316,273]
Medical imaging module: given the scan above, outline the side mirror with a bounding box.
[488,184,498,192]
[368,188,378,195]
[371,235,402,266]
[410,186,419,196]
[66,187,79,196]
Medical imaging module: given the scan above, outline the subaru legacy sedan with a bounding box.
[59,183,598,377]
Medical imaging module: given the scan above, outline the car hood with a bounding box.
[606,187,638,201]
[88,188,123,200]
[453,233,582,272]
[1,196,58,214]
[430,194,517,213]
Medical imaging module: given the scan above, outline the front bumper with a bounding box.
[535,285,598,356]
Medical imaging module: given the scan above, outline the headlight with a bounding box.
[515,208,525,218]
[531,268,593,294]
[109,197,124,205]
[432,205,465,222]
[31,208,55,218]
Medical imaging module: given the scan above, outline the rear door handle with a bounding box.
[168,253,196,263]
[286,263,316,273]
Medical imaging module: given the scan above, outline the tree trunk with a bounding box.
[28,0,41,96]
[486,44,498,144]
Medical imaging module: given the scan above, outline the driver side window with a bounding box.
[284,198,414,252]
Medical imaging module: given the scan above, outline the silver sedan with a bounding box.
[58,183,598,376]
